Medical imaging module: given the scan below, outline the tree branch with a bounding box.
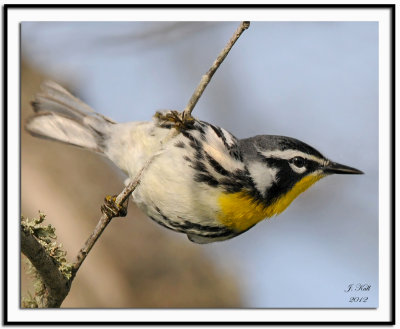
[21,223,71,308]
[182,21,250,121]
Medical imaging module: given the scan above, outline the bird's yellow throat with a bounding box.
[218,173,325,232]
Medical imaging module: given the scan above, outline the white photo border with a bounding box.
[5,4,395,325]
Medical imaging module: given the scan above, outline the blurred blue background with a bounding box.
[21,21,378,308]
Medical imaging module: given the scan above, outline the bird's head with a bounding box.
[240,135,363,214]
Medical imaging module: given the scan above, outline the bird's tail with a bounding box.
[25,80,115,154]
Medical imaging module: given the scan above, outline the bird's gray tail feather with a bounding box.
[25,80,115,153]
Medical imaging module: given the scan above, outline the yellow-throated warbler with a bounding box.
[26,81,363,244]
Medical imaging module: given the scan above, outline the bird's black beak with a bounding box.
[324,161,364,175]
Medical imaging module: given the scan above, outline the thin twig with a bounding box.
[71,158,154,278]
[72,21,251,280]
[71,212,112,279]
[182,21,250,121]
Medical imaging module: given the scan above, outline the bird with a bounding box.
[25,80,363,244]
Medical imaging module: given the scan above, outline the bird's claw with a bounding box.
[154,110,195,130]
[101,195,128,218]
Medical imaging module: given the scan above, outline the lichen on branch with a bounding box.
[21,212,72,308]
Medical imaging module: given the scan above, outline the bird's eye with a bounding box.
[291,157,306,168]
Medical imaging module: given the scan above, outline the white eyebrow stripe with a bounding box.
[258,149,326,165]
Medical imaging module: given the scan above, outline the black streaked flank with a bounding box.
[208,123,224,139]
[194,173,219,186]
[205,152,230,177]
[196,124,206,138]
[209,123,230,150]
[181,220,228,233]
[229,148,243,161]
[183,155,192,163]
[153,206,234,238]
[181,130,200,147]
[208,123,242,161]
[181,130,204,160]
[149,216,179,232]
[174,141,185,148]
[191,160,208,173]
[194,148,204,160]
[179,121,259,199]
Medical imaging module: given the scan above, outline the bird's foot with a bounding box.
[101,195,128,218]
[154,110,195,130]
